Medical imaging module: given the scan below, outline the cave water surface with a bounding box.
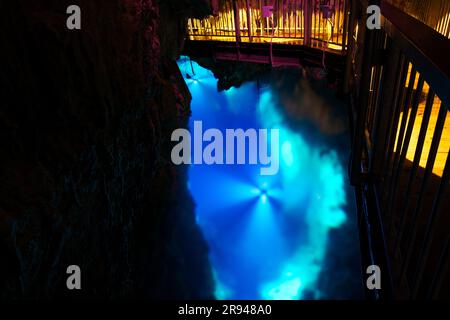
[177,57,349,300]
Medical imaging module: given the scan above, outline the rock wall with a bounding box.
[0,0,214,299]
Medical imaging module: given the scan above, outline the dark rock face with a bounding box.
[193,58,272,91]
[0,0,213,298]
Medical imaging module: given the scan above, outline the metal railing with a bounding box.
[349,0,450,299]
[187,0,349,53]
[386,0,450,38]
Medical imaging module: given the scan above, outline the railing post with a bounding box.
[246,0,252,42]
[370,41,401,184]
[350,9,377,185]
[343,0,357,94]
[341,0,350,53]
[304,0,312,46]
[233,0,241,43]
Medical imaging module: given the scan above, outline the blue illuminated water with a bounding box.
[177,57,355,300]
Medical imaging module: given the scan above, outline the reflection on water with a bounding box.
[177,57,353,300]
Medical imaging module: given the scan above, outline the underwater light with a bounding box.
[260,181,270,202]
[261,194,268,204]
[250,183,270,200]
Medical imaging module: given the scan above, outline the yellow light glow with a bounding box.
[187,2,347,52]
[394,82,450,178]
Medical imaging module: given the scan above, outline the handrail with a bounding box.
[349,0,450,299]
[381,0,450,108]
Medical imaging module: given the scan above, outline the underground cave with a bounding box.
[1,0,450,304]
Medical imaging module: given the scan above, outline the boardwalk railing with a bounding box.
[187,0,349,53]
[348,0,450,299]
[386,0,450,38]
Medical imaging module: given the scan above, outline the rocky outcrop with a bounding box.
[193,58,272,91]
[0,0,213,298]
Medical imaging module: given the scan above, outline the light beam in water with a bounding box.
[177,56,348,300]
